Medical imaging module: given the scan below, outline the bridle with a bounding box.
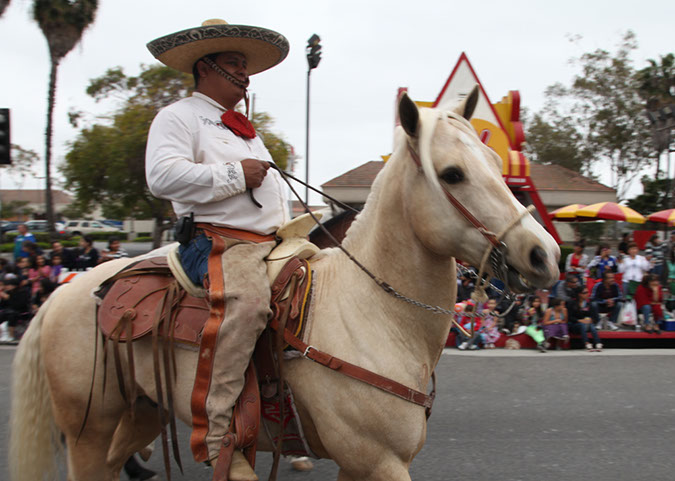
[406,110,534,304]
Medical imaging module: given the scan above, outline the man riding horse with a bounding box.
[146,19,290,480]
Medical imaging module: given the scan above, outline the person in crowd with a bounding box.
[542,297,569,350]
[74,235,99,270]
[591,271,623,331]
[587,244,618,280]
[522,295,547,352]
[457,301,482,350]
[568,286,603,351]
[550,273,580,303]
[49,254,64,284]
[49,240,75,269]
[28,255,52,301]
[668,241,675,296]
[13,223,36,261]
[565,241,589,277]
[0,277,32,341]
[617,242,650,298]
[15,257,31,291]
[480,298,501,349]
[498,294,524,334]
[618,232,631,257]
[644,234,667,281]
[99,237,129,264]
[456,271,475,302]
[634,274,664,334]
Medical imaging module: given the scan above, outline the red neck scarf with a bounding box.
[220,110,256,139]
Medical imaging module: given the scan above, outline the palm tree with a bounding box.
[33,0,98,233]
[0,0,11,17]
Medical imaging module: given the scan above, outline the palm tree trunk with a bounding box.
[44,56,58,234]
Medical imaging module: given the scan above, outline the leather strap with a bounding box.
[196,223,276,244]
[268,317,435,417]
[407,142,501,249]
[211,432,236,481]
[190,233,227,462]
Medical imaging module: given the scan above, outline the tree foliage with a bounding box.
[526,32,656,201]
[626,176,671,214]
[523,112,590,175]
[62,65,190,246]
[636,53,675,110]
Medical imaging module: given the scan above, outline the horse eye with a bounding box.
[440,167,465,184]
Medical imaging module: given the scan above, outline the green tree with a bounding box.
[531,32,654,200]
[32,0,98,234]
[5,144,40,182]
[627,176,670,213]
[62,65,191,248]
[637,53,674,164]
[637,53,675,110]
[523,112,590,175]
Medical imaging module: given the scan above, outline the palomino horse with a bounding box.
[9,89,560,481]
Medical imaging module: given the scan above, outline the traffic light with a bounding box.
[0,108,9,165]
[306,34,322,70]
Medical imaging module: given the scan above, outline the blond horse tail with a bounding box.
[9,293,62,481]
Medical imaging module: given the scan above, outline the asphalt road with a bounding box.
[2,347,674,481]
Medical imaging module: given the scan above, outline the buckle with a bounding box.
[303,345,315,358]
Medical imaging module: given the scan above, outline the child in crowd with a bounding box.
[480,298,501,349]
[456,302,483,350]
[542,297,569,350]
[49,254,63,284]
[634,274,664,333]
[28,255,51,300]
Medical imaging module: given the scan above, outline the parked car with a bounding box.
[0,221,20,233]
[100,220,124,230]
[63,220,122,236]
[5,220,67,236]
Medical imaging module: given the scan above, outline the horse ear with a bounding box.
[455,85,479,120]
[398,92,419,138]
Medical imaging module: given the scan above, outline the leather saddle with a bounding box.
[96,212,322,346]
[94,214,322,480]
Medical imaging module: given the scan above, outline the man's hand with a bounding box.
[241,158,271,189]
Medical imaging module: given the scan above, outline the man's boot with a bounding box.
[229,450,258,481]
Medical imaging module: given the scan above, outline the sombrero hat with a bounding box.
[147,19,289,75]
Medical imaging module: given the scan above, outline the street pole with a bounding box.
[305,69,311,204]
[305,34,322,206]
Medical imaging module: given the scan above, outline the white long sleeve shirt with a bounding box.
[618,255,650,283]
[146,92,289,235]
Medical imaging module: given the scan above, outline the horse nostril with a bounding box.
[530,246,547,271]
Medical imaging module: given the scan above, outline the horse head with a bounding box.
[396,86,560,291]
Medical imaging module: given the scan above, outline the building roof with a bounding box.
[322,161,614,193]
[0,189,73,204]
[528,164,614,192]
[322,161,386,188]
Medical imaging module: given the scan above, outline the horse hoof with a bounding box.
[291,457,314,472]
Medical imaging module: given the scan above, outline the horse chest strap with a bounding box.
[271,319,434,413]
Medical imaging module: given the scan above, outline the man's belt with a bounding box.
[195,223,276,243]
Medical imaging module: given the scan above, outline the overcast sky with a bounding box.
[0,0,673,203]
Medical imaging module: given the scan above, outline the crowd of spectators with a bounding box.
[452,231,675,352]
[0,224,128,341]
